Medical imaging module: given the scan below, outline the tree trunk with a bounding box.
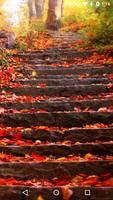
[46,0,61,30]
[61,0,64,17]
[28,0,35,21]
[35,0,45,18]
[6,32,16,49]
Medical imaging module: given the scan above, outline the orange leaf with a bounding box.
[102,178,113,186]
[82,175,99,186]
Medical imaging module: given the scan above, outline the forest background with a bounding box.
[0,0,113,52]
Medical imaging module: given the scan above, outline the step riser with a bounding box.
[31,64,112,69]
[1,85,112,97]
[0,112,113,127]
[19,67,113,75]
[0,100,113,111]
[13,50,94,59]
[17,78,113,86]
[1,144,113,157]
[64,128,113,143]
[18,128,113,142]
[17,74,111,79]
[1,128,113,143]
[0,161,113,179]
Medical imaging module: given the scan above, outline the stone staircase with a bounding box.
[0,34,113,199]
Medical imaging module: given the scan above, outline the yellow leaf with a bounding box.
[57,157,65,161]
[32,71,37,76]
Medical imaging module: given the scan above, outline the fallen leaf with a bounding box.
[98,107,107,112]
[102,178,113,186]
[32,153,46,162]
[32,71,37,76]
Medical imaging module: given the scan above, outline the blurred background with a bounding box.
[0,0,113,50]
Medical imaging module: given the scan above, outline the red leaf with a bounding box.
[0,129,4,137]
[12,133,22,140]
[32,153,46,161]
[38,83,47,88]
[43,180,53,187]
[102,178,113,186]
[55,179,70,186]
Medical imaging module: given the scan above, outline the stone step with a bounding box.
[15,49,80,55]
[64,128,113,143]
[17,128,113,143]
[17,74,112,79]
[1,143,113,157]
[0,112,113,127]
[31,64,113,70]
[1,84,112,97]
[13,50,94,59]
[24,59,90,65]
[0,161,113,179]
[18,66,113,76]
[1,127,113,143]
[16,78,113,86]
[0,99,113,111]
[30,64,111,69]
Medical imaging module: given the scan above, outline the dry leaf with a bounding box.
[32,71,37,76]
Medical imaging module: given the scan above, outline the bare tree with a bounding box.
[35,0,45,18]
